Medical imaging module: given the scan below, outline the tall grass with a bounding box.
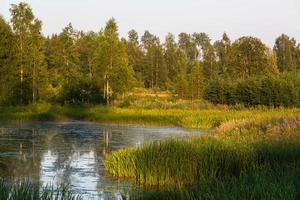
[105,137,300,187]
[0,179,82,200]
[104,116,300,199]
[0,103,298,128]
[127,164,300,200]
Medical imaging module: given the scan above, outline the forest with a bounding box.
[1,2,300,107]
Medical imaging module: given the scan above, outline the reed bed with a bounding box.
[127,164,299,200]
[105,137,300,186]
[105,138,259,186]
[105,116,300,199]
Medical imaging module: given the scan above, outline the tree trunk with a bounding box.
[32,61,36,104]
[88,60,92,80]
[106,78,109,104]
[20,36,24,105]
[20,64,24,104]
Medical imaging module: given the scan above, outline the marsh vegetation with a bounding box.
[104,117,300,199]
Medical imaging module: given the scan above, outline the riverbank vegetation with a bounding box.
[104,116,300,199]
[0,103,299,129]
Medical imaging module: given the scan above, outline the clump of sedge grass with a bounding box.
[0,179,82,200]
[104,117,300,188]
[126,163,300,200]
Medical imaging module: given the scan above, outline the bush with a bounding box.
[235,76,261,106]
[204,77,236,105]
[59,80,105,105]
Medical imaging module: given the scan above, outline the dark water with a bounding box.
[0,121,202,199]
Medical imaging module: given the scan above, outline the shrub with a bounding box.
[59,80,105,105]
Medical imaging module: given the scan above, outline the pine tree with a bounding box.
[189,62,205,100]
[214,33,231,76]
[274,34,298,72]
[193,32,217,79]
[125,29,144,83]
[164,33,187,88]
[141,31,168,89]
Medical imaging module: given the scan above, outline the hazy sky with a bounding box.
[1,0,299,47]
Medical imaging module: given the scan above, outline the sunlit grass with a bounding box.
[105,136,300,187]
[0,103,298,128]
[105,116,300,199]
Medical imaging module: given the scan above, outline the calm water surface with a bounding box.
[0,121,202,199]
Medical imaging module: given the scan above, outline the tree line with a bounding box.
[0,3,300,106]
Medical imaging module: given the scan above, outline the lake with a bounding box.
[0,120,202,199]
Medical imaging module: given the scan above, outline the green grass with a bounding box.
[0,103,299,128]
[104,116,300,199]
[1,103,299,199]
[105,137,300,187]
[127,164,300,200]
[0,179,82,200]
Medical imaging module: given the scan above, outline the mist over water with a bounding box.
[0,121,201,199]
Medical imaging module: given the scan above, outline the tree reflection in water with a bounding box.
[0,121,201,198]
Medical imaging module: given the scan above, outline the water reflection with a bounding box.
[0,121,201,199]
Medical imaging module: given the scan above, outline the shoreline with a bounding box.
[0,104,299,129]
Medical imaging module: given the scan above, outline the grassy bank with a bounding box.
[104,116,300,199]
[127,164,300,200]
[0,179,82,200]
[0,103,299,128]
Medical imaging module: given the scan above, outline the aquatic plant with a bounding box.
[0,180,82,200]
[126,164,300,200]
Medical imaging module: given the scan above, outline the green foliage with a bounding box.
[5,3,48,105]
[193,32,218,78]
[274,34,300,72]
[235,76,262,106]
[0,16,15,104]
[178,32,197,63]
[164,33,187,88]
[204,77,236,105]
[228,36,278,77]
[141,31,169,89]
[59,79,105,104]
[110,64,137,97]
[126,29,145,83]
[204,72,300,107]
[1,3,300,107]
[214,32,231,75]
[175,70,189,99]
[189,63,205,99]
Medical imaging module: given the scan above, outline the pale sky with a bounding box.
[0,0,299,47]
